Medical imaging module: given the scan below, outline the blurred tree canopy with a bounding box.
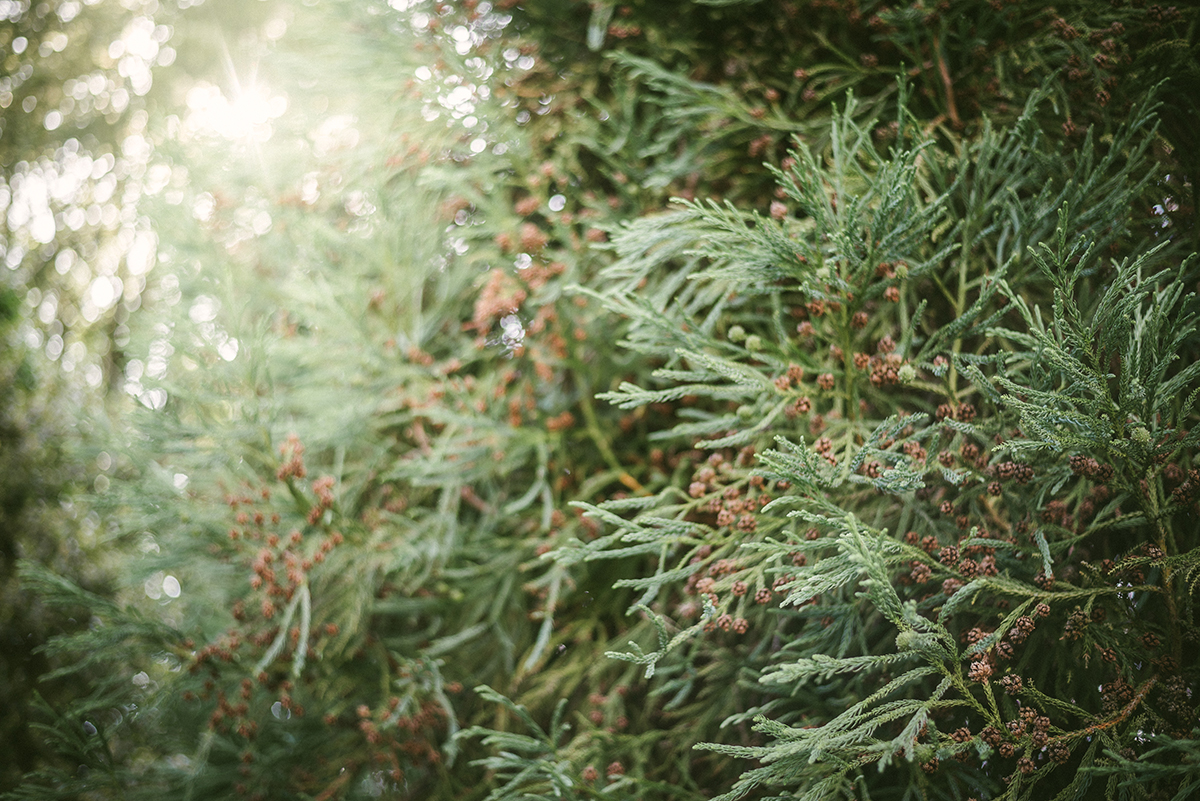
[1,0,277,790]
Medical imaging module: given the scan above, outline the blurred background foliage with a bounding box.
[1,0,1198,799]
[1,0,280,789]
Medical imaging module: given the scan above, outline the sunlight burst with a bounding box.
[183,81,287,142]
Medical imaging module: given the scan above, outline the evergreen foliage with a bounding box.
[2,1,280,791]
[7,1,1200,800]
[0,281,93,791]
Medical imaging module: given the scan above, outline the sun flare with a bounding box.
[183,81,287,142]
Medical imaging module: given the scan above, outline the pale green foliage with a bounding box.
[544,82,1200,799]
[993,211,1200,463]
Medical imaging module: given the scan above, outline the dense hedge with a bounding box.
[7,2,1200,800]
